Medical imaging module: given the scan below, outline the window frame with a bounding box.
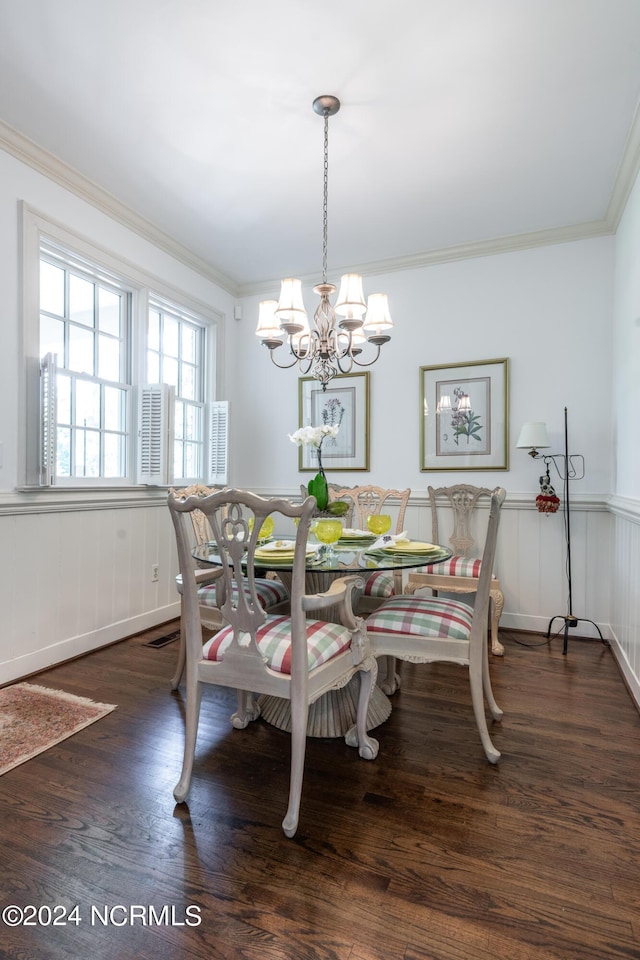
[147,295,208,484]
[20,203,223,491]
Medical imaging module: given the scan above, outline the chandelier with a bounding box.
[255,95,393,390]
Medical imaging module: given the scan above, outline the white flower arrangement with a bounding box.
[288,424,339,448]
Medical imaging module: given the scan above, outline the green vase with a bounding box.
[307,468,328,512]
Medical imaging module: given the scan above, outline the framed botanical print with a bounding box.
[298,372,370,471]
[420,358,509,471]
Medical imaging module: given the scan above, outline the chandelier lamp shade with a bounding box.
[255,95,393,390]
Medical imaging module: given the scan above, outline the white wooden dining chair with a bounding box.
[365,487,506,764]
[404,484,506,656]
[170,484,289,689]
[328,484,411,613]
[168,488,379,838]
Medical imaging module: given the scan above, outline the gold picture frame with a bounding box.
[298,372,370,471]
[420,358,509,471]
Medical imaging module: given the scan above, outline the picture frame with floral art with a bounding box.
[420,358,509,471]
[298,372,370,471]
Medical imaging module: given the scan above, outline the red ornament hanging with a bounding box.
[536,465,560,514]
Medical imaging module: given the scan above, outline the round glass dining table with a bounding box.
[191,537,452,739]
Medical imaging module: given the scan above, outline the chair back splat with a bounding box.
[328,484,411,614]
[169,484,289,690]
[405,484,506,656]
[167,488,379,837]
[365,487,506,764]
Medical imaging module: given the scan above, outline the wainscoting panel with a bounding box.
[0,494,180,684]
[609,497,640,706]
[402,492,612,639]
[0,490,631,697]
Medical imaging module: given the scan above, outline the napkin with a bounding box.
[370,531,408,550]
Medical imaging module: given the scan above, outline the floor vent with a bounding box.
[144,631,180,649]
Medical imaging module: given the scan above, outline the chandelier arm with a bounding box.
[266,347,302,371]
[348,344,384,368]
[335,353,355,374]
[293,330,320,361]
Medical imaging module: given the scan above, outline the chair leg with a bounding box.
[469,657,501,764]
[231,690,261,729]
[379,655,401,695]
[344,660,380,759]
[170,624,186,690]
[282,698,310,838]
[173,678,203,803]
[482,641,504,722]
[490,589,505,656]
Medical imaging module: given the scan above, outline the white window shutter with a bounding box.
[207,400,229,485]
[40,352,57,486]
[137,384,175,484]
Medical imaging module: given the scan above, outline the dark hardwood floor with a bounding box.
[1,623,639,960]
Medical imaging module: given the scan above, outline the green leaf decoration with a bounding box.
[307,472,329,511]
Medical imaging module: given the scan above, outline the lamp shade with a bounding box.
[255,300,282,339]
[275,278,309,332]
[363,293,393,336]
[516,421,550,450]
[335,273,367,319]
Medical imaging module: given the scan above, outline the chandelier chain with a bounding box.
[256,94,392,390]
[322,109,329,285]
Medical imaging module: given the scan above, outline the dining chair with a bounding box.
[404,484,505,656]
[169,484,289,690]
[168,488,379,838]
[328,484,411,613]
[365,487,506,764]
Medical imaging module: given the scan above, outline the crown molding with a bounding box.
[0,118,240,297]
[606,99,640,229]
[5,102,640,303]
[237,219,613,298]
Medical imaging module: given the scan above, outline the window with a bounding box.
[39,250,131,481]
[22,206,226,489]
[147,301,205,482]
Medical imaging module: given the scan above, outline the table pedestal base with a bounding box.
[257,675,391,738]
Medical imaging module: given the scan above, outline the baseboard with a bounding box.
[608,630,640,714]
[0,601,181,685]
[500,611,611,641]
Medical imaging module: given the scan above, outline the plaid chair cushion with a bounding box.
[363,570,395,599]
[202,615,353,675]
[366,595,474,642]
[420,556,483,578]
[198,577,288,610]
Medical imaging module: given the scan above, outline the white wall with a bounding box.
[0,138,630,692]
[0,144,235,683]
[232,238,614,497]
[231,238,616,647]
[610,168,640,702]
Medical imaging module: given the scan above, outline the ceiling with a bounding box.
[2,0,640,295]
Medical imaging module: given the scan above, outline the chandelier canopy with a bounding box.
[255,95,393,390]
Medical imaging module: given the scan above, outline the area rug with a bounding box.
[0,682,116,775]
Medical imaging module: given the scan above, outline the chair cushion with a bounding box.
[197,577,289,610]
[419,556,484,578]
[366,595,473,642]
[363,570,395,599]
[202,615,353,675]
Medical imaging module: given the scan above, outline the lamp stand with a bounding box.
[544,407,606,655]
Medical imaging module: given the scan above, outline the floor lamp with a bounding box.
[517,407,605,655]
